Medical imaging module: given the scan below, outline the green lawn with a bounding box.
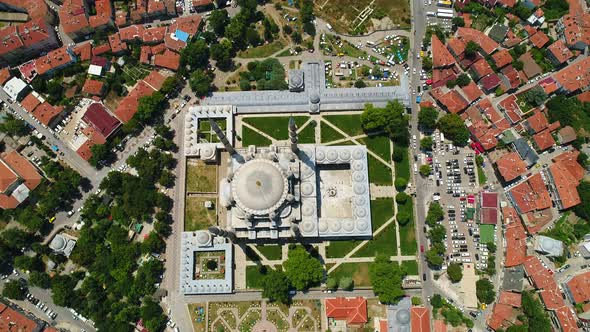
[394,146,411,180]
[243,116,309,140]
[477,164,487,185]
[360,135,391,161]
[398,199,417,255]
[352,223,396,257]
[323,114,364,136]
[367,155,393,185]
[401,260,419,275]
[298,120,317,144]
[185,197,217,231]
[241,126,272,147]
[328,262,371,287]
[238,40,285,58]
[479,224,495,244]
[320,121,346,143]
[245,265,266,289]
[371,198,395,230]
[326,240,361,258]
[257,245,283,260]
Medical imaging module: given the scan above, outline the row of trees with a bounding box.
[361,101,410,146]
[425,202,446,269]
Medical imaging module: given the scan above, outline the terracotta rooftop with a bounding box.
[76,139,93,161]
[108,32,127,54]
[503,30,522,48]
[456,27,499,55]
[524,110,549,133]
[446,38,466,58]
[73,42,92,61]
[497,94,523,123]
[34,46,75,75]
[504,219,527,267]
[492,49,513,69]
[411,307,431,332]
[540,286,565,310]
[547,40,574,64]
[470,58,494,80]
[500,65,523,90]
[154,49,181,71]
[432,35,455,68]
[523,256,556,290]
[567,271,590,304]
[480,73,501,92]
[59,0,90,35]
[119,24,145,41]
[143,26,167,43]
[325,297,368,325]
[533,129,556,151]
[507,173,551,213]
[498,291,522,308]
[0,302,41,331]
[578,91,590,103]
[83,102,121,138]
[496,151,527,182]
[0,18,56,58]
[20,92,41,113]
[460,81,483,103]
[497,0,516,7]
[88,0,112,28]
[164,14,203,51]
[559,13,590,50]
[555,306,579,332]
[0,0,50,22]
[0,68,10,85]
[114,81,154,123]
[430,88,469,114]
[142,70,166,90]
[553,57,590,93]
[549,157,583,209]
[530,30,550,48]
[32,102,62,126]
[82,79,105,96]
[524,25,538,37]
[487,303,516,331]
[92,43,111,56]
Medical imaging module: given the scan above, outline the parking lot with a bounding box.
[424,131,493,271]
[423,0,454,32]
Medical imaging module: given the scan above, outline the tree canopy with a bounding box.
[283,246,324,290]
[2,280,25,300]
[418,107,439,131]
[476,279,496,304]
[209,9,230,37]
[360,101,410,145]
[369,254,406,304]
[180,39,210,69]
[261,270,291,304]
[447,263,463,282]
[437,114,470,145]
[189,69,213,97]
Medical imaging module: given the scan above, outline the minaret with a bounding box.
[209,118,236,156]
[289,116,299,154]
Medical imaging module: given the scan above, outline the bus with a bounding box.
[437,12,454,18]
[437,8,454,14]
[426,11,436,17]
[437,0,452,7]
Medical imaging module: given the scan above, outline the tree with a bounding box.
[521,290,552,332]
[422,57,433,70]
[14,255,44,272]
[476,279,496,304]
[512,60,524,71]
[89,144,113,167]
[455,73,471,87]
[261,270,291,304]
[141,297,167,332]
[420,136,433,150]
[2,280,25,300]
[283,25,292,35]
[419,164,431,177]
[29,271,51,289]
[339,277,354,290]
[180,39,209,69]
[158,170,175,188]
[397,211,411,226]
[452,17,465,27]
[209,9,230,36]
[447,263,463,282]
[189,69,213,97]
[395,177,408,191]
[437,114,469,145]
[425,249,444,268]
[210,39,234,71]
[430,294,443,308]
[523,86,548,107]
[464,41,479,57]
[141,232,166,254]
[418,107,438,131]
[487,242,497,253]
[51,274,78,307]
[360,101,409,145]
[354,79,366,88]
[291,31,302,44]
[392,145,406,162]
[0,114,30,137]
[575,181,590,220]
[283,246,324,290]
[326,277,338,291]
[396,192,409,204]
[369,254,406,303]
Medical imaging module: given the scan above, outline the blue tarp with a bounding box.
[175,29,190,42]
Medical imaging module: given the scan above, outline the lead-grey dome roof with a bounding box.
[396,309,410,324]
[231,159,289,215]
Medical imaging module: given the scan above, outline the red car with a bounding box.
[420,245,425,253]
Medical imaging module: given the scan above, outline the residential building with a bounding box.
[557,126,577,144]
[523,111,549,134]
[469,58,494,81]
[565,271,590,304]
[556,13,590,51]
[547,40,574,67]
[114,70,165,122]
[0,150,43,209]
[34,46,77,76]
[82,79,105,96]
[154,49,180,71]
[512,138,538,166]
[0,18,59,66]
[60,0,93,40]
[488,24,508,43]
[430,88,469,114]
[0,0,54,23]
[518,52,542,80]
[0,302,43,331]
[533,129,556,151]
[456,27,499,55]
[88,0,114,30]
[547,150,585,210]
[325,297,368,328]
[503,208,527,267]
[164,14,202,51]
[495,151,527,182]
[491,49,512,69]
[553,57,590,94]
[3,77,30,101]
[432,35,455,68]
[530,30,550,48]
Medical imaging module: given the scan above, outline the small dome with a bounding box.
[352,148,364,160]
[353,183,366,195]
[329,220,342,232]
[49,235,67,251]
[353,171,365,182]
[343,220,354,231]
[327,150,338,162]
[339,150,351,161]
[352,161,364,171]
[310,93,320,104]
[310,104,319,112]
[301,182,314,196]
[354,196,367,205]
[396,309,411,324]
[290,74,303,87]
[195,231,211,246]
[302,221,315,233]
[356,220,369,231]
[316,150,325,161]
[302,204,316,216]
[355,207,367,218]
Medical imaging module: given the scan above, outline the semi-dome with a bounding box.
[231,159,289,215]
[310,93,320,104]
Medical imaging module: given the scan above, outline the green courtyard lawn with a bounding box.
[401,260,419,275]
[398,199,417,255]
[367,155,393,185]
[242,116,309,140]
[394,146,411,180]
[241,126,272,147]
[323,114,364,136]
[325,240,361,258]
[245,265,265,289]
[185,196,217,231]
[257,245,283,260]
[371,198,395,230]
[320,121,345,143]
[185,159,217,193]
[352,223,396,257]
[360,135,391,161]
[298,120,317,144]
[238,40,285,58]
[328,262,371,287]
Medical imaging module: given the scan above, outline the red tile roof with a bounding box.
[504,218,527,267]
[119,24,145,41]
[508,173,551,213]
[411,307,431,332]
[83,102,121,138]
[108,32,128,54]
[578,91,590,103]
[0,302,41,331]
[0,68,10,85]
[492,49,513,69]
[92,43,111,56]
[555,306,579,332]
[525,111,549,133]
[498,291,522,308]
[447,38,466,58]
[553,57,590,93]
[32,102,62,126]
[88,0,113,28]
[470,58,494,80]
[34,46,75,75]
[497,0,516,7]
[76,139,94,161]
[530,30,550,48]
[2,151,42,192]
[0,159,18,193]
[457,27,499,54]
[82,79,105,96]
[325,297,368,325]
[524,256,557,290]
[73,42,92,61]
[497,94,523,123]
[524,25,538,37]
[154,49,181,71]
[559,13,590,49]
[540,286,565,310]
[547,40,574,64]
[59,0,90,36]
[567,271,590,303]
[496,151,527,182]
[432,35,455,68]
[503,30,522,48]
[140,46,152,64]
[500,65,523,90]
[164,14,203,51]
[533,129,556,151]
[460,81,483,103]
[114,81,154,123]
[20,92,41,113]
[142,70,166,90]
[487,303,516,331]
[430,88,469,114]
[549,159,583,209]
[143,26,167,43]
